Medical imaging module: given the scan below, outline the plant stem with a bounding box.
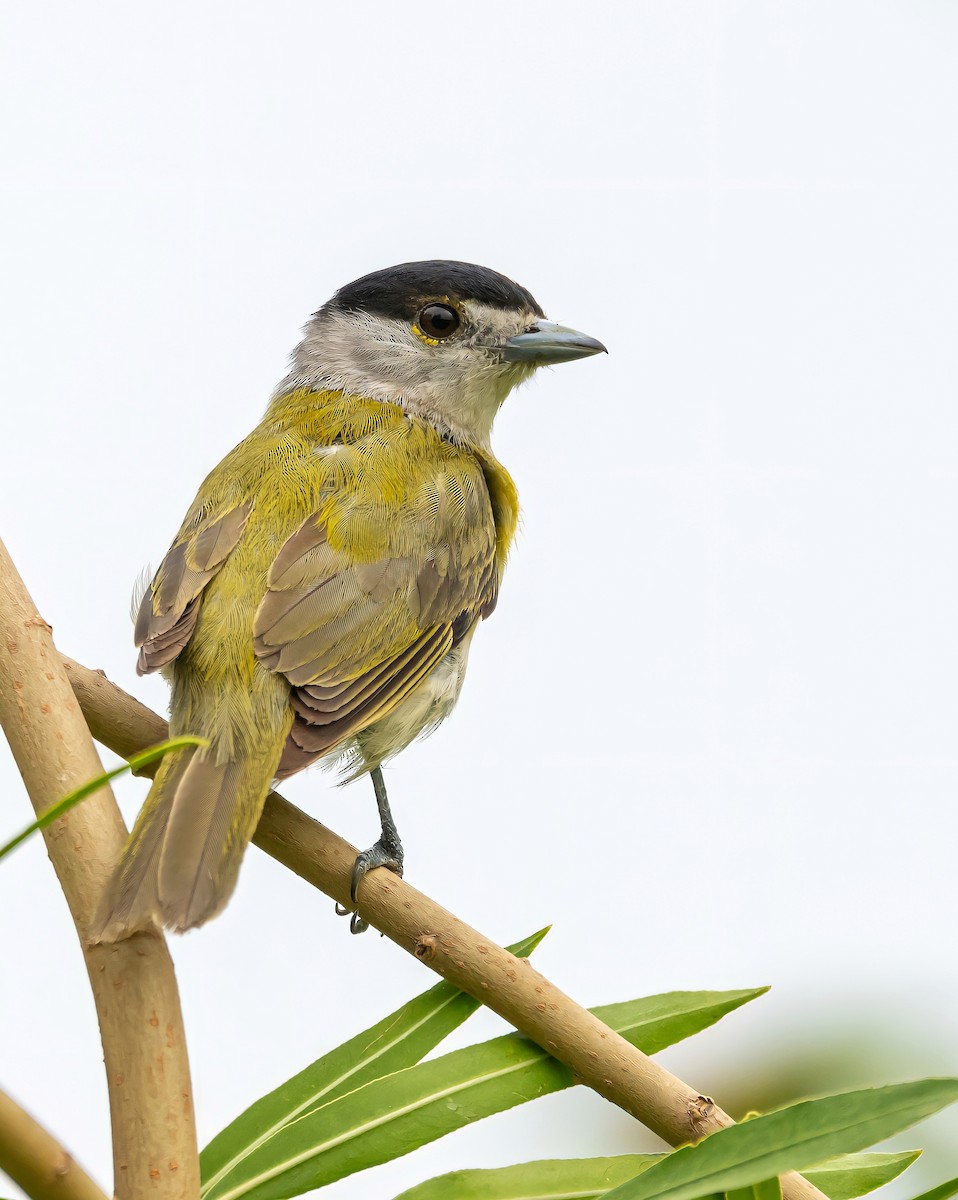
[62,654,827,1200]
[0,539,199,1200]
[0,1086,108,1200]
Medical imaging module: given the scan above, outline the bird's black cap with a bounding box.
[329,260,545,321]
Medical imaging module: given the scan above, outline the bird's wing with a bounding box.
[134,501,253,674]
[253,453,500,770]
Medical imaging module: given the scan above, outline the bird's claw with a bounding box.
[334,901,368,935]
[336,834,404,935]
[350,838,404,903]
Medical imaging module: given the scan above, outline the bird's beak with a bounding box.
[501,321,608,365]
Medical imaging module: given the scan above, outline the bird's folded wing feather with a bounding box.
[253,457,499,764]
[134,501,253,674]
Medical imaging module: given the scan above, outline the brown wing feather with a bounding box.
[290,627,451,734]
[256,458,502,777]
[275,625,453,778]
[291,628,441,716]
[135,501,252,674]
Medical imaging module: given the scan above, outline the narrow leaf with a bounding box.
[901,1177,958,1200]
[201,927,551,1194]
[0,736,205,862]
[392,1154,664,1199]
[203,987,766,1200]
[726,1177,782,1200]
[589,989,767,1057]
[805,1151,921,1200]
[391,1150,921,1200]
[602,1079,958,1200]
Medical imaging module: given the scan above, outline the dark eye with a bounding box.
[418,303,461,340]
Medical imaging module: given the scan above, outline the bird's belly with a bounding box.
[353,629,476,771]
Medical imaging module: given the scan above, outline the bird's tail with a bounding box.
[93,739,283,941]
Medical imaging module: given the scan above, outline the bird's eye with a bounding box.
[418,303,461,340]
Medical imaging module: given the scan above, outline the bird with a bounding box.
[94,260,606,940]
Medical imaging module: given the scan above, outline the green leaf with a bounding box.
[901,1177,958,1200]
[588,989,768,1056]
[602,1079,958,1200]
[390,1150,922,1200]
[392,1155,665,1199]
[201,927,551,1195]
[0,736,206,863]
[805,1151,921,1199]
[202,987,766,1200]
[726,1177,782,1200]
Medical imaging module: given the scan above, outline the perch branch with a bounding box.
[63,655,826,1200]
[0,538,199,1200]
[0,1085,107,1200]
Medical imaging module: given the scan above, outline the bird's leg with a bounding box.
[345,766,404,935]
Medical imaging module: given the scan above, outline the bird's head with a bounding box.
[276,260,606,448]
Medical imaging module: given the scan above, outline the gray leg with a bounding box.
[346,766,404,934]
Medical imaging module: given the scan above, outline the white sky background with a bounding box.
[1,1,956,1196]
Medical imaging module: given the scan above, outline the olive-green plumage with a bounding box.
[95,388,517,937]
[94,259,604,939]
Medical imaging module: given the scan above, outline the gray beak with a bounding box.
[501,320,608,365]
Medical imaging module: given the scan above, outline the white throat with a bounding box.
[272,304,535,449]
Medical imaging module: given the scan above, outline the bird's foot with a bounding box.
[339,831,404,934]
